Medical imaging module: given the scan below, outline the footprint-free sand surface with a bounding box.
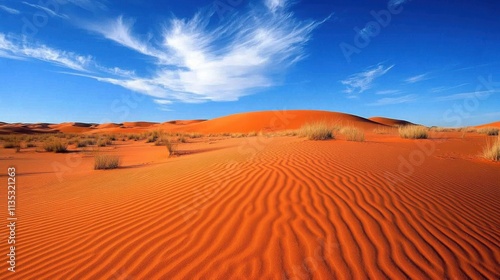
[1,111,499,279]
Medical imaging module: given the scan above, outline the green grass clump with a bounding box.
[299,122,334,140]
[94,154,121,170]
[398,125,428,139]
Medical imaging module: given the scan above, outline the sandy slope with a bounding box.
[1,129,499,279]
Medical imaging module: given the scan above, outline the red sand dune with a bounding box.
[476,121,500,129]
[369,116,416,127]
[164,120,206,125]
[122,121,158,128]
[170,110,385,133]
[96,123,122,129]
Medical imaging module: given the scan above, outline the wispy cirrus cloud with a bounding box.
[66,0,107,11]
[368,94,417,106]
[388,0,410,9]
[430,83,468,93]
[22,1,69,19]
[405,73,429,84]
[0,33,92,71]
[0,4,20,14]
[79,0,325,103]
[0,0,325,106]
[341,64,394,95]
[375,89,401,95]
[434,90,499,102]
[265,0,286,13]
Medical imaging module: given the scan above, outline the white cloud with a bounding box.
[368,94,417,106]
[80,2,324,103]
[0,5,20,14]
[405,73,429,84]
[66,0,106,11]
[388,0,410,9]
[376,89,401,95]
[0,33,92,72]
[22,1,69,19]
[153,99,173,105]
[0,1,324,105]
[434,90,499,101]
[341,64,394,95]
[265,0,286,13]
[430,83,468,93]
[84,16,161,59]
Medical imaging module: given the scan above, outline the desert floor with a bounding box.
[0,112,499,279]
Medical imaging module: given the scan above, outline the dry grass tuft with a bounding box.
[477,127,499,136]
[94,154,121,170]
[43,139,68,153]
[341,127,365,142]
[482,136,500,161]
[398,125,428,139]
[299,122,334,140]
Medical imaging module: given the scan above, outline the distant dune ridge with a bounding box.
[0,110,419,135]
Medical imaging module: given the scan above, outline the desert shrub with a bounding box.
[231,133,245,138]
[398,125,428,139]
[341,127,365,142]
[157,138,177,157]
[43,139,68,153]
[247,131,257,137]
[97,138,112,147]
[482,137,500,161]
[477,127,499,136]
[3,142,17,149]
[188,132,202,138]
[299,122,334,140]
[26,142,37,148]
[178,136,187,143]
[94,154,120,170]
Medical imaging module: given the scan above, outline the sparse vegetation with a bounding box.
[43,139,68,153]
[299,122,334,140]
[373,127,391,134]
[3,142,18,149]
[482,136,500,161]
[477,127,499,136]
[398,125,428,139]
[94,154,121,170]
[26,142,37,148]
[164,138,177,157]
[341,127,365,142]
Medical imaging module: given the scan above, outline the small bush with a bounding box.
[94,154,121,170]
[3,142,17,149]
[159,138,177,157]
[299,122,334,140]
[188,133,203,138]
[26,142,37,148]
[482,137,500,161]
[477,127,499,136]
[398,125,428,139]
[97,138,112,147]
[43,140,68,153]
[341,127,365,142]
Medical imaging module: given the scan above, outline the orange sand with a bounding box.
[0,111,499,279]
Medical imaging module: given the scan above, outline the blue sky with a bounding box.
[0,0,499,126]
